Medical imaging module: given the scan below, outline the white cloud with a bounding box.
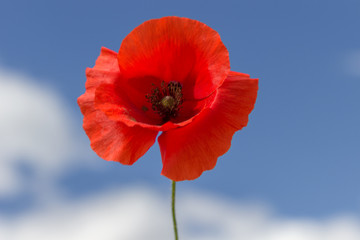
[0,67,88,195]
[342,50,360,77]
[0,186,359,240]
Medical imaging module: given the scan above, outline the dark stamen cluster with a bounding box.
[146,81,183,122]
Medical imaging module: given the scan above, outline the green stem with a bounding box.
[171,180,179,240]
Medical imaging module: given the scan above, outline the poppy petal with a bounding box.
[158,71,258,181]
[118,16,230,100]
[78,48,158,165]
[78,90,158,165]
[79,47,119,117]
[83,106,158,165]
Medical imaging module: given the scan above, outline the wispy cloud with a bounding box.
[1,186,359,240]
[0,67,88,196]
[342,50,360,77]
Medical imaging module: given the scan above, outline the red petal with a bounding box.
[82,105,158,165]
[78,47,158,165]
[86,47,119,88]
[158,71,258,181]
[80,47,119,117]
[118,16,230,100]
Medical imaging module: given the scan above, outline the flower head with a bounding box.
[78,16,258,181]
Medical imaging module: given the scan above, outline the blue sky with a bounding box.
[1,0,360,239]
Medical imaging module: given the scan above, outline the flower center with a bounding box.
[161,96,176,110]
[146,81,183,122]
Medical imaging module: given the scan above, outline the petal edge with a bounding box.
[158,72,258,181]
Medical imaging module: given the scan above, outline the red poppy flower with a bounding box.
[78,16,258,181]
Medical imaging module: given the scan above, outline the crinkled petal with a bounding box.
[158,71,258,181]
[81,103,158,165]
[80,47,120,117]
[118,16,230,100]
[78,48,158,165]
[87,47,119,85]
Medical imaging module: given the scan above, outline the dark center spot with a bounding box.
[146,81,183,122]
